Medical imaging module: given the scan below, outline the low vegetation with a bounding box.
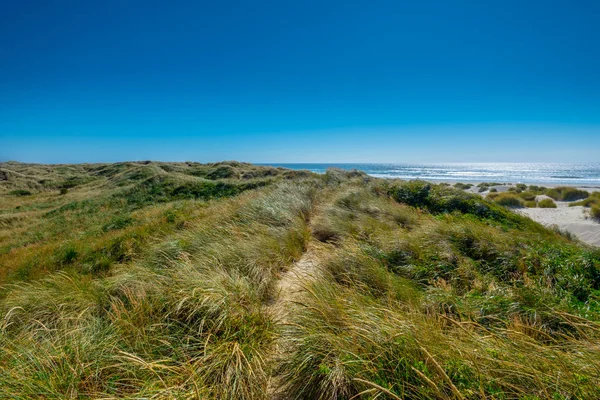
[486,192,523,208]
[592,205,600,221]
[570,191,600,208]
[476,182,503,192]
[539,198,558,208]
[453,182,472,190]
[546,186,589,201]
[1,162,599,399]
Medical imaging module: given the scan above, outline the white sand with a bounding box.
[425,180,600,247]
[518,198,600,247]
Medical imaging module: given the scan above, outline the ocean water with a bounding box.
[260,163,600,186]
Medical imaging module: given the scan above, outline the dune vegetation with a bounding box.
[592,205,600,221]
[1,162,600,399]
[485,192,524,208]
[538,198,558,208]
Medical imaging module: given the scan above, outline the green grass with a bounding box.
[546,186,589,201]
[539,198,558,208]
[592,205,600,220]
[1,162,600,399]
[570,192,600,208]
[486,192,524,208]
[453,182,472,190]
[518,191,537,201]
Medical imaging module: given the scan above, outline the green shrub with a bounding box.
[539,198,557,208]
[489,188,498,192]
[390,180,431,208]
[59,188,68,195]
[524,200,537,208]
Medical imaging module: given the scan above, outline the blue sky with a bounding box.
[1,0,599,163]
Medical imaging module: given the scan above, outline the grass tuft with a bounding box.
[539,198,557,208]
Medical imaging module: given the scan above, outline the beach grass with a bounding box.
[1,162,600,399]
[538,198,558,208]
[591,205,600,220]
[546,186,589,202]
[486,192,524,208]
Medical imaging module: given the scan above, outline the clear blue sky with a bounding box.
[1,0,599,163]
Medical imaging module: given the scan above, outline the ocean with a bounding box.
[259,163,600,186]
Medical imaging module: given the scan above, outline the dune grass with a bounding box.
[1,162,600,399]
[592,205,600,221]
[570,191,600,208]
[546,186,589,202]
[0,166,319,397]
[486,192,524,208]
[539,198,558,208]
[279,181,600,399]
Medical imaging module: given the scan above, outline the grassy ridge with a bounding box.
[0,161,299,284]
[1,163,600,398]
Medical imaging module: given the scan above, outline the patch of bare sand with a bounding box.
[518,198,600,247]
[265,243,322,399]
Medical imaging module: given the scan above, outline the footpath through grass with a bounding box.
[1,164,600,399]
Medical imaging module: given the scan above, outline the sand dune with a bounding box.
[518,198,600,247]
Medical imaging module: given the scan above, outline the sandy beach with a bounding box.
[444,182,600,247]
[518,197,600,247]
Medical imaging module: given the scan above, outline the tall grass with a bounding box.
[0,176,318,398]
[1,165,599,399]
[539,198,557,208]
[487,192,524,208]
[546,187,589,201]
[591,205,600,221]
[278,182,600,399]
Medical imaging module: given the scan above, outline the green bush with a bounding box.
[539,198,557,208]
[524,200,537,208]
[390,180,431,207]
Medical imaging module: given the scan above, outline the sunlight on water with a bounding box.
[261,163,600,185]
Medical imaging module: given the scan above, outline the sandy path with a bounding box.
[269,246,319,322]
[265,244,320,399]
